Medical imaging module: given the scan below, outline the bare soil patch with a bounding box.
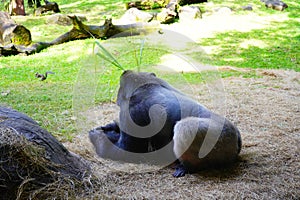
[65,69,299,199]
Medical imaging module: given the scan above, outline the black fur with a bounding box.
[89,71,241,177]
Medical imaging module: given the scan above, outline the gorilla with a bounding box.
[89,70,241,177]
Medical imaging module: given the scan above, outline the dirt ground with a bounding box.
[63,7,299,199]
[65,68,299,199]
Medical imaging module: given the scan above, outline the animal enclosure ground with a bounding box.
[0,0,299,198]
[65,69,299,199]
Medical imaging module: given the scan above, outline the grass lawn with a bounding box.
[0,0,299,140]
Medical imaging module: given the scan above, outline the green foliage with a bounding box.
[94,40,125,71]
[141,0,168,9]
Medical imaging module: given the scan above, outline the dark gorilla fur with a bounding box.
[89,70,242,177]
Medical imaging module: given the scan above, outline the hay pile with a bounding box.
[0,106,98,200]
[0,126,101,200]
[65,69,299,199]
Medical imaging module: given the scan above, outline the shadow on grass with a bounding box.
[198,18,299,72]
[58,0,127,18]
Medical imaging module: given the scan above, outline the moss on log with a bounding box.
[0,11,31,46]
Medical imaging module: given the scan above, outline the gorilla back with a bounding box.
[89,70,242,177]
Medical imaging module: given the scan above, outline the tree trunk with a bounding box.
[0,11,31,46]
[8,0,26,16]
[0,106,91,200]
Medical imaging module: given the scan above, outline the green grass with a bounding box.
[197,20,299,71]
[0,35,170,140]
[190,0,299,72]
[0,0,299,140]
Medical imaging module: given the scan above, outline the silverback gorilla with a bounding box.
[89,70,241,177]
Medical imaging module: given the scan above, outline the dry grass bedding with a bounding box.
[64,69,300,199]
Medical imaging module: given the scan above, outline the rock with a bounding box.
[46,13,87,26]
[214,7,233,15]
[178,6,202,21]
[119,8,154,23]
[34,1,61,16]
[242,4,253,11]
[166,1,178,13]
[156,8,177,24]
[262,0,288,11]
[1,90,10,96]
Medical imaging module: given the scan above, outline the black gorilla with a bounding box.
[89,70,241,177]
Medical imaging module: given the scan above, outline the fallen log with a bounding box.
[28,0,41,8]
[35,0,61,16]
[0,11,31,46]
[50,16,158,43]
[50,16,113,45]
[0,15,158,56]
[0,106,91,199]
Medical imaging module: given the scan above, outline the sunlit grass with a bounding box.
[197,20,299,71]
[0,0,299,140]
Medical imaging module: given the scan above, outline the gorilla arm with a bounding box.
[89,127,122,160]
[89,124,153,163]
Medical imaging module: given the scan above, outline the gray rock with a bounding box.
[263,0,288,11]
[242,5,253,11]
[179,6,202,21]
[214,7,233,15]
[156,8,177,24]
[46,13,87,26]
[120,8,154,23]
